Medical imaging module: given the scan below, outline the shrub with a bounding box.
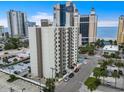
[7,75,18,83]
[13,58,18,62]
[4,52,8,54]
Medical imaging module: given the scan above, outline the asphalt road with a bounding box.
[55,56,98,92]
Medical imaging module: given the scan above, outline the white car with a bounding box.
[64,77,69,82]
[106,82,111,86]
[83,61,88,64]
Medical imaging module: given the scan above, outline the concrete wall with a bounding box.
[41,27,55,78]
[29,27,41,77]
[29,27,55,78]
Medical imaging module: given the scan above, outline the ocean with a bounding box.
[97,27,118,40]
[4,27,118,40]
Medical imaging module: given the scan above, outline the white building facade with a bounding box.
[29,1,79,78]
[54,26,79,77]
[53,1,79,77]
[0,26,4,38]
[29,27,55,78]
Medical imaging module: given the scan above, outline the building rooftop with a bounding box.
[103,45,119,52]
[0,71,40,92]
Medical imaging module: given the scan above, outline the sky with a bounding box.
[0,1,124,27]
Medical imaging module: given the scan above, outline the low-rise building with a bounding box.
[102,45,119,55]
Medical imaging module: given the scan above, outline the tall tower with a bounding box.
[29,26,55,78]
[89,8,97,43]
[54,1,79,77]
[7,10,28,38]
[117,15,124,44]
[29,1,79,78]
[80,8,97,44]
[0,26,4,38]
[53,1,77,27]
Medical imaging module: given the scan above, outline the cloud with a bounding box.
[29,12,53,26]
[98,20,118,27]
[0,18,8,27]
[0,12,53,27]
[0,13,118,28]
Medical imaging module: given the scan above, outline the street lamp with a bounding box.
[22,88,26,92]
[38,78,42,92]
[50,67,55,79]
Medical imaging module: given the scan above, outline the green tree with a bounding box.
[3,57,9,64]
[109,40,113,45]
[4,37,21,50]
[7,75,18,82]
[84,77,101,91]
[13,58,18,62]
[115,62,124,71]
[112,70,120,87]
[43,78,55,92]
[101,68,107,84]
[96,39,101,47]
[114,40,117,45]
[93,67,102,79]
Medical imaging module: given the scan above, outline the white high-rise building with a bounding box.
[54,26,79,77]
[29,27,55,78]
[0,26,4,38]
[7,10,28,38]
[53,1,79,77]
[29,26,79,78]
[29,1,79,78]
[89,8,97,43]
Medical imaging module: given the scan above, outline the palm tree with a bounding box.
[112,70,120,87]
[43,78,55,92]
[2,57,9,64]
[114,40,117,45]
[101,68,107,84]
[13,58,18,63]
[93,67,101,79]
[115,62,124,71]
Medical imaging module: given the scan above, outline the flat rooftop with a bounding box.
[0,71,40,92]
[103,45,119,52]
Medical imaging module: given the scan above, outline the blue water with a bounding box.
[97,27,118,39]
[4,27,118,40]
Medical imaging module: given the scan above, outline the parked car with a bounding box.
[0,48,3,51]
[70,66,74,69]
[63,70,67,75]
[111,64,115,67]
[64,77,69,82]
[74,68,79,73]
[106,82,111,86]
[84,57,88,59]
[68,73,74,78]
[119,70,123,75]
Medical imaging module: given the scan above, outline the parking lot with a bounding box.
[3,61,30,76]
[0,48,30,76]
